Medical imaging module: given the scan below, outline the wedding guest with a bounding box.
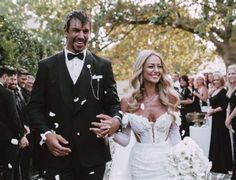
[225,64,236,180]
[28,10,122,180]
[193,74,208,112]
[207,72,232,174]
[179,75,194,138]
[207,72,214,91]
[172,71,180,92]
[0,66,28,180]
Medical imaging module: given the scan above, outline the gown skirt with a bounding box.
[129,141,171,180]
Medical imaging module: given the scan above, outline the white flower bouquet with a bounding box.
[168,137,212,180]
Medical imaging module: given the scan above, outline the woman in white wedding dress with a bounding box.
[110,50,181,180]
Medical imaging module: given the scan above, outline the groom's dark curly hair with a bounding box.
[64,10,92,32]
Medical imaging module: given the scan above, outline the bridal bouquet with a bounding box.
[167,137,212,180]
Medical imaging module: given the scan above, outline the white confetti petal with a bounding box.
[104,91,107,94]
[40,134,46,141]
[140,103,144,110]
[39,140,44,146]
[77,132,80,136]
[11,138,18,145]
[8,163,12,168]
[55,174,60,180]
[49,112,56,117]
[81,99,87,105]
[118,110,124,115]
[74,97,79,102]
[87,64,91,69]
[181,130,185,136]
[54,123,59,129]
[88,171,95,175]
[39,134,46,146]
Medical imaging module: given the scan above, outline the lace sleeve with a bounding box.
[169,112,181,145]
[113,113,131,146]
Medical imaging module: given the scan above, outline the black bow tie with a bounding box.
[67,52,84,60]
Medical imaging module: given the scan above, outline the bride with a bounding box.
[92,49,181,179]
[91,50,211,179]
[113,49,181,179]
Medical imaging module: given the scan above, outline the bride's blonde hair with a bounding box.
[128,50,179,120]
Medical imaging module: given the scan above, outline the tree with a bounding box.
[0,0,216,79]
[99,0,236,66]
[0,16,44,74]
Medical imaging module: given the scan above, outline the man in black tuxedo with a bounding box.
[28,10,122,180]
[0,67,26,180]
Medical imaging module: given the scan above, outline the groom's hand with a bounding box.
[96,114,120,136]
[45,133,72,157]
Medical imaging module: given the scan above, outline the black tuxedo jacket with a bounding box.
[0,84,24,140]
[28,50,121,168]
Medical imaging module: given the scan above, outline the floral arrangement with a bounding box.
[168,137,212,180]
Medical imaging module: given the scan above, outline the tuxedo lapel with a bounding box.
[74,51,94,112]
[57,51,74,110]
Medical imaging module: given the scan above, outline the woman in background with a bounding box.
[193,74,208,112]
[225,64,236,180]
[207,72,232,174]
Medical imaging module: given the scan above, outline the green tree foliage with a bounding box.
[0,0,217,79]
[0,16,44,74]
[100,25,213,80]
[101,0,236,65]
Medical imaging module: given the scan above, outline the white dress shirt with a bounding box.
[64,48,86,84]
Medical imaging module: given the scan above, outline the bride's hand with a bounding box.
[96,114,121,136]
[90,114,120,137]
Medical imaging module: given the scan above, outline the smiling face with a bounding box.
[143,55,163,84]
[212,74,224,89]
[65,18,91,53]
[227,66,236,85]
[18,74,28,88]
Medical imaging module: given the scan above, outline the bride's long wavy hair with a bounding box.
[129,50,179,121]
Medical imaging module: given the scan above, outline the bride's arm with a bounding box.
[169,122,181,145]
[112,97,132,146]
[168,112,181,145]
[113,126,131,147]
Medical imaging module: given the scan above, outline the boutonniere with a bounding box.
[92,75,103,82]
[87,64,100,100]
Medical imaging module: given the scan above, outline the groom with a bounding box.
[28,10,122,180]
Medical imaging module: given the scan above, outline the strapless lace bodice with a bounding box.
[123,112,181,143]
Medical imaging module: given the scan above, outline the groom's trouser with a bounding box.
[45,163,105,180]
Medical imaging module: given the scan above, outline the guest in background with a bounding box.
[179,75,193,138]
[193,74,208,112]
[207,72,214,91]
[0,66,27,180]
[172,71,180,92]
[225,64,236,180]
[207,72,232,174]
[24,75,35,95]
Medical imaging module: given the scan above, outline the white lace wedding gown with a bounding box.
[109,112,181,180]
